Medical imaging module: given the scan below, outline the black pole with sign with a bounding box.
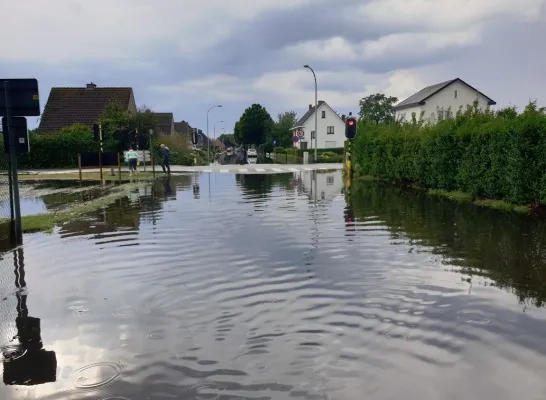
[4,82,23,245]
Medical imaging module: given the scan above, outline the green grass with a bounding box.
[0,183,145,234]
[428,189,473,203]
[355,177,532,215]
[18,171,157,181]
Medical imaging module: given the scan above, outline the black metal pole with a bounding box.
[4,81,23,245]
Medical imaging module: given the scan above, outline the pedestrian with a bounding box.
[126,147,139,176]
[160,144,171,174]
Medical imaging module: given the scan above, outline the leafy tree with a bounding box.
[218,133,236,146]
[235,104,274,146]
[271,111,297,148]
[358,93,399,124]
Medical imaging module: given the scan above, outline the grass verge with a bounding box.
[0,183,145,234]
[18,171,157,181]
[356,177,531,214]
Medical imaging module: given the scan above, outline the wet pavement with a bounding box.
[0,171,545,399]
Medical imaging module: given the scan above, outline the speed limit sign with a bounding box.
[296,129,304,138]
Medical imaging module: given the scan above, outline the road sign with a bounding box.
[296,129,304,138]
[0,79,40,117]
[2,116,29,154]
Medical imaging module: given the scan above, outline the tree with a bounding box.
[358,93,399,124]
[218,133,236,146]
[235,104,273,146]
[271,111,297,148]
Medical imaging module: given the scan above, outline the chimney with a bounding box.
[309,104,312,110]
[318,100,324,104]
[86,82,96,89]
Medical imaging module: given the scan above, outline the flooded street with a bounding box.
[1,170,546,399]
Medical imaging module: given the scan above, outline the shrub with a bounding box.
[352,101,546,205]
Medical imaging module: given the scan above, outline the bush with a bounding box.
[318,151,343,163]
[0,124,116,169]
[352,101,546,205]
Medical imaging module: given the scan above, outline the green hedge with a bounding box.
[352,102,546,205]
[0,124,197,169]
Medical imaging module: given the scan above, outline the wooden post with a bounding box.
[78,153,82,186]
[99,151,103,185]
[117,153,121,184]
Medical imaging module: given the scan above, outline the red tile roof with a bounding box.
[37,84,134,133]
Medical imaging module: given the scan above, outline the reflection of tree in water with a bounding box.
[350,180,546,308]
[2,248,57,386]
[236,173,293,198]
[59,196,142,240]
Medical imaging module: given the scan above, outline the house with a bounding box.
[174,120,192,136]
[37,82,136,133]
[393,78,496,124]
[291,100,346,149]
[153,113,175,135]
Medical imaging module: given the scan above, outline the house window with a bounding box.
[311,131,315,139]
[321,111,326,118]
[327,176,334,185]
[438,109,444,121]
[327,126,334,134]
[454,90,458,99]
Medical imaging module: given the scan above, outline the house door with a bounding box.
[300,141,308,150]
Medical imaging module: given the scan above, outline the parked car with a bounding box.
[247,148,257,157]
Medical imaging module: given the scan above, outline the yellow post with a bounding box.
[78,153,82,186]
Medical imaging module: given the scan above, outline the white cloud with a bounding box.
[151,67,429,116]
[0,0,315,64]
[284,28,482,62]
[358,0,545,29]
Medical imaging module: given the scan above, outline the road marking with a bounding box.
[255,168,266,172]
[303,167,313,171]
[220,169,229,173]
[288,167,298,172]
[272,168,283,172]
[204,169,212,173]
[239,168,248,173]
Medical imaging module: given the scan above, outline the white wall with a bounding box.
[299,170,344,201]
[395,81,493,125]
[295,103,346,149]
[395,105,423,123]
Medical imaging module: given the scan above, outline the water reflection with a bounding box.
[2,247,57,386]
[1,171,546,399]
[349,180,546,308]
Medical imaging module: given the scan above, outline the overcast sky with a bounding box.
[1,0,545,134]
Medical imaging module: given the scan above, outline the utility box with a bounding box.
[303,152,309,164]
[2,116,29,154]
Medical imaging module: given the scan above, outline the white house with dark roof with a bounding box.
[291,100,346,149]
[393,78,496,124]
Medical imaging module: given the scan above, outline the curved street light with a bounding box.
[207,105,222,164]
[304,64,318,163]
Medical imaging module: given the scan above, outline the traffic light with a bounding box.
[191,128,198,145]
[93,124,100,141]
[345,117,357,139]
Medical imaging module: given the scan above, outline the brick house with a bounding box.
[37,82,137,133]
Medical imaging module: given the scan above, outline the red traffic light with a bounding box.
[348,120,354,126]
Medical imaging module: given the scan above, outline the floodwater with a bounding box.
[1,171,546,399]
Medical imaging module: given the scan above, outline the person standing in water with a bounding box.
[160,144,171,174]
[126,147,139,176]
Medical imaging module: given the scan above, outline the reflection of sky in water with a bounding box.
[0,198,47,216]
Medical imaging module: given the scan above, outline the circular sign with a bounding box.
[296,129,304,138]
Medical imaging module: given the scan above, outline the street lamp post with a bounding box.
[207,105,222,164]
[213,120,223,159]
[304,64,318,163]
